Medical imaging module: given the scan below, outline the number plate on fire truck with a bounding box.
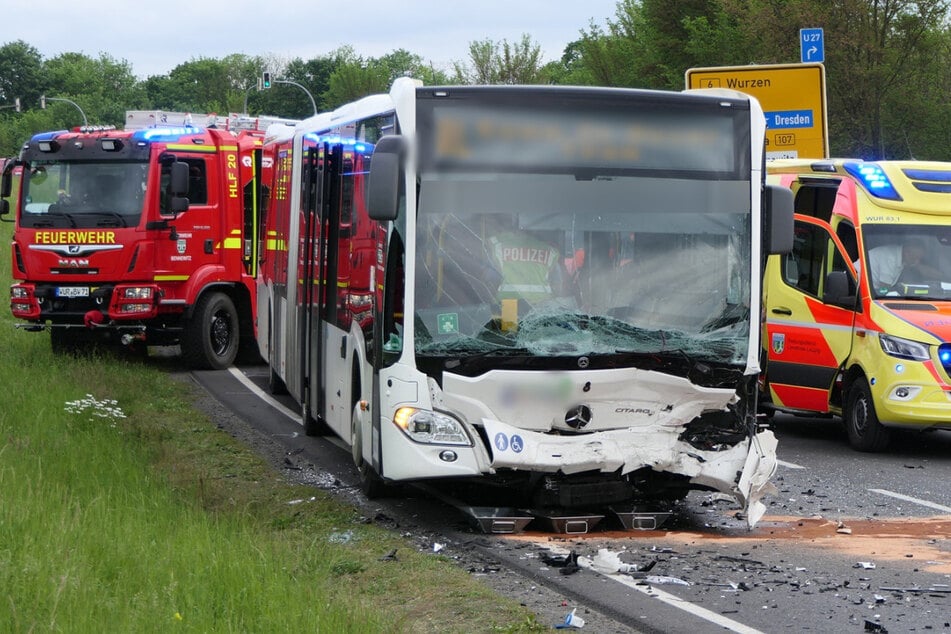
[56,287,89,298]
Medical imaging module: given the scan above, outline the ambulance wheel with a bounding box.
[182,292,239,370]
[845,379,891,452]
[351,402,389,498]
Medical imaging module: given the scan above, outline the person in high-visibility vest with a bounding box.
[488,219,565,306]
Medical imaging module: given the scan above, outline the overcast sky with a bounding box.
[3,0,620,78]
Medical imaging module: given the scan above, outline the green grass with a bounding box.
[0,213,546,632]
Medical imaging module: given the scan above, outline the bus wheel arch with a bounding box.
[350,372,389,498]
[844,376,891,452]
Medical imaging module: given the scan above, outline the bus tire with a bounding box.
[845,379,891,452]
[351,402,388,498]
[182,291,239,370]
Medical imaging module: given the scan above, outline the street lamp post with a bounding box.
[40,96,88,127]
[272,79,318,116]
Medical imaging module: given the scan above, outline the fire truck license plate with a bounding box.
[56,287,89,298]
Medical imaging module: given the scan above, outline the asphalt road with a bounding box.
[190,362,951,634]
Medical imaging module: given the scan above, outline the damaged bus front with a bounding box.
[262,79,792,529]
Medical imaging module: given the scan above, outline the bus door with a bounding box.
[764,211,858,413]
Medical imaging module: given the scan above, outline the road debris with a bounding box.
[555,608,585,629]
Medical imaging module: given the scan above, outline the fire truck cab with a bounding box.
[763,159,951,450]
[3,112,292,369]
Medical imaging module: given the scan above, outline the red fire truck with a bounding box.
[1,112,293,369]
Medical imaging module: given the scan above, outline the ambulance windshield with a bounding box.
[19,160,148,228]
[863,224,951,299]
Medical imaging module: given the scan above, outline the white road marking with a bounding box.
[869,489,951,514]
[227,367,301,425]
[777,459,805,469]
[576,557,767,634]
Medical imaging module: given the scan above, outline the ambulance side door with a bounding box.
[764,215,858,413]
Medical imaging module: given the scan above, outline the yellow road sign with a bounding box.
[686,63,828,160]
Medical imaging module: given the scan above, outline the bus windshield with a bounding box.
[19,160,148,228]
[414,177,752,364]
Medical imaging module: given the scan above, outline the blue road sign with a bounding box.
[801,28,825,63]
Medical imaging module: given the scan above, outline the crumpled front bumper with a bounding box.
[482,418,778,529]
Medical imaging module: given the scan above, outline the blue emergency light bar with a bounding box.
[132,126,203,142]
[843,161,902,201]
[29,130,69,143]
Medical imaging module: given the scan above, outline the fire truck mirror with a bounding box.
[170,196,190,214]
[170,161,190,196]
[367,135,405,221]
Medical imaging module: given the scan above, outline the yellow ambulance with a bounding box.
[763,159,951,451]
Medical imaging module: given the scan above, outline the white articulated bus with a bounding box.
[255,78,792,528]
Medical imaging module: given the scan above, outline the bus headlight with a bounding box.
[879,334,930,361]
[393,407,472,446]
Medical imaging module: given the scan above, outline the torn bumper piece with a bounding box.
[482,418,778,529]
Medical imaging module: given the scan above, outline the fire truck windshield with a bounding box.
[413,171,753,366]
[20,160,148,228]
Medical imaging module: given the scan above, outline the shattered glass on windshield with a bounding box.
[413,171,753,365]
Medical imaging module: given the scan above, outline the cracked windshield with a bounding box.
[862,224,951,300]
[20,161,148,228]
[414,174,752,363]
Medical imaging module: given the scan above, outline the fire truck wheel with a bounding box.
[845,379,891,452]
[182,292,239,370]
[351,402,390,498]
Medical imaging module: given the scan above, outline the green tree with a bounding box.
[453,35,545,84]
[44,52,145,127]
[0,40,45,113]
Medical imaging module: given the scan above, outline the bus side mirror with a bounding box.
[367,135,405,222]
[765,184,794,255]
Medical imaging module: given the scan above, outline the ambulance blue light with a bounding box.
[132,126,203,142]
[843,161,902,201]
[938,344,951,372]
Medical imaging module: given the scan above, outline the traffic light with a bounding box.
[14,97,20,113]
[262,72,271,89]
[40,95,46,109]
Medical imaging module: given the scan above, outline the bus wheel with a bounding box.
[182,292,239,370]
[351,403,388,498]
[845,379,891,452]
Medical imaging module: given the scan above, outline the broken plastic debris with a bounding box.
[590,549,640,574]
[555,608,585,629]
[643,575,691,586]
[286,496,316,505]
[433,543,445,553]
[836,521,852,534]
[855,561,877,570]
[863,620,888,633]
[328,530,354,544]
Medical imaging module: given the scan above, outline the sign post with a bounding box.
[685,63,829,160]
